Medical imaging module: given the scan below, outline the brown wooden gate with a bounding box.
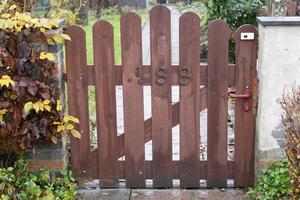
[65,5,258,189]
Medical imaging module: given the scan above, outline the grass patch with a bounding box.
[83,9,148,64]
[81,9,149,121]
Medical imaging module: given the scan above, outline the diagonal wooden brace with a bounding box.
[117,87,207,157]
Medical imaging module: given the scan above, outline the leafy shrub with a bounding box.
[200,0,264,62]
[0,157,77,200]
[179,2,206,15]
[247,158,291,200]
[12,0,76,24]
[0,1,80,154]
[203,0,265,30]
[281,86,300,200]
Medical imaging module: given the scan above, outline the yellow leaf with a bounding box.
[43,100,50,105]
[38,101,45,111]
[60,34,71,41]
[39,52,47,60]
[0,75,15,88]
[71,129,81,139]
[0,109,7,115]
[9,4,17,10]
[0,109,7,121]
[57,125,65,132]
[33,102,40,113]
[63,116,79,123]
[46,53,55,61]
[51,135,57,144]
[52,35,63,43]
[44,105,51,112]
[24,102,33,113]
[66,124,74,130]
[56,100,63,111]
[40,27,46,33]
[69,116,79,123]
[47,39,55,45]
[63,116,69,123]
[53,121,62,125]
[1,13,11,19]
[49,20,59,28]
[2,75,11,79]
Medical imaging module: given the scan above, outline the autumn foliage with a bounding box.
[0,1,80,154]
[281,86,300,200]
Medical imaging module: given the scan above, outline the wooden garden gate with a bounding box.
[65,5,258,189]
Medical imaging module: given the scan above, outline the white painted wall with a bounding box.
[257,21,300,158]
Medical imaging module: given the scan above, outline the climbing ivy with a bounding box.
[0,1,80,154]
[247,158,291,200]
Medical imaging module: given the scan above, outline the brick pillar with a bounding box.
[256,17,300,182]
[25,20,67,172]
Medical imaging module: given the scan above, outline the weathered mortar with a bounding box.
[256,16,300,181]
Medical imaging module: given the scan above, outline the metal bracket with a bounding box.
[155,66,167,86]
[179,68,192,86]
[241,32,254,41]
[135,65,143,85]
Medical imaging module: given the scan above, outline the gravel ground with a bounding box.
[78,188,251,200]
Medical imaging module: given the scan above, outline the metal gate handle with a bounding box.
[228,90,251,99]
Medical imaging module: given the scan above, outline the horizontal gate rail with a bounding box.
[63,64,237,86]
[65,5,258,189]
[86,154,235,180]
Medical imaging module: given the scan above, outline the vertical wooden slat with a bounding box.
[93,21,118,187]
[287,0,297,16]
[150,5,172,188]
[65,26,91,180]
[179,12,201,188]
[207,20,229,188]
[121,13,146,188]
[234,25,258,187]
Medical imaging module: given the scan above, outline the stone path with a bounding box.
[114,5,235,161]
[78,188,250,200]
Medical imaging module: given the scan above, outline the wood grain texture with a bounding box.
[64,64,237,86]
[117,87,207,158]
[65,26,91,180]
[233,25,258,187]
[93,21,119,188]
[150,5,172,188]
[87,152,235,180]
[121,12,146,188]
[207,20,229,188]
[179,12,201,188]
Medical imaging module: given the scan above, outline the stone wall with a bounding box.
[25,21,67,172]
[256,17,300,180]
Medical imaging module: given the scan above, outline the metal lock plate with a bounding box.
[241,32,254,40]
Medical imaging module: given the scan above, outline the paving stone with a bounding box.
[78,188,131,200]
[130,189,251,200]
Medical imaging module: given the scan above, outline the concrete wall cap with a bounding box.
[257,16,300,26]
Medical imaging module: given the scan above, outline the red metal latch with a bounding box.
[228,90,251,99]
[228,90,252,112]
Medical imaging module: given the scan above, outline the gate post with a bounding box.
[25,20,68,173]
[256,17,300,182]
